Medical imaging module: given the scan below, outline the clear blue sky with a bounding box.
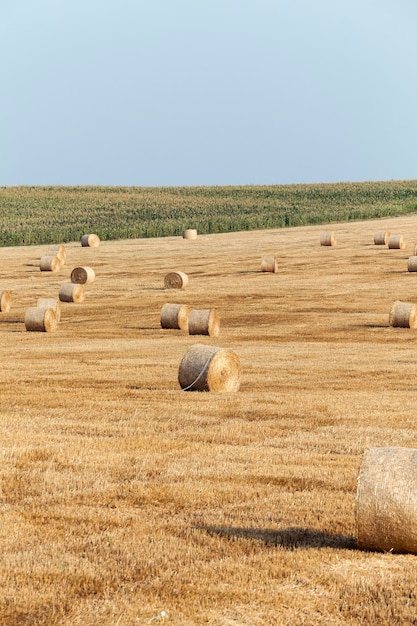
[1,0,416,187]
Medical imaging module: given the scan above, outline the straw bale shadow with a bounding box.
[196,525,356,550]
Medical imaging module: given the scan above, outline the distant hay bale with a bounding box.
[320,231,336,246]
[374,231,390,245]
[47,244,66,263]
[178,343,241,392]
[81,234,100,247]
[356,446,417,554]
[71,266,95,285]
[25,306,58,332]
[182,229,197,240]
[408,256,417,272]
[160,303,191,331]
[188,308,220,337]
[39,255,61,272]
[164,271,189,289]
[59,283,85,303]
[388,234,405,250]
[37,298,61,323]
[389,300,417,328]
[0,290,11,313]
[260,256,278,273]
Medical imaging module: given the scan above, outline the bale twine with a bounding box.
[59,283,85,303]
[388,234,406,250]
[81,234,100,247]
[188,308,220,337]
[0,290,11,313]
[408,256,417,272]
[160,303,191,331]
[320,231,336,246]
[178,343,241,392]
[37,298,61,323]
[356,446,417,554]
[39,255,61,272]
[47,244,66,263]
[71,266,95,285]
[389,300,417,329]
[25,306,58,332]
[260,256,278,273]
[182,229,197,240]
[164,271,189,289]
[373,231,390,245]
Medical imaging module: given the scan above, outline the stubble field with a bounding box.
[1,213,417,625]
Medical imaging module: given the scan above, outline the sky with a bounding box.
[1,0,416,187]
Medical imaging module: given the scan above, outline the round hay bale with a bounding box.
[59,283,85,303]
[182,229,198,240]
[260,256,278,273]
[39,255,61,272]
[178,343,241,392]
[408,256,417,272]
[356,446,417,554]
[373,231,390,245]
[388,234,405,250]
[37,298,61,323]
[71,266,95,285]
[81,234,100,247]
[320,231,336,246]
[389,300,417,328]
[0,291,11,313]
[25,306,58,332]
[164,271,189,289]
[47,244,66,263]
[160,303,191,331]
[188,308,220,337]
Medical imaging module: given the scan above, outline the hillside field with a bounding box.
[1,213,417,624]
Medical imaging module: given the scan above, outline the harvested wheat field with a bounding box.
[2,214,417,625]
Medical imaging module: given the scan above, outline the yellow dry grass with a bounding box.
[1,215,417,625]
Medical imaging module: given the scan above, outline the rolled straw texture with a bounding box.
[59,283,85,303]
[188,308,220,337]
[71,266,95,285]
[388,234,405,249]
[0,291,11,313]
[160,303,191,331]
[389,300,417,329]
[25,306,58,332]
[407,256,417,272]
[373,231,390,245]
[164,271,189,289]
[320,231,336,246]
[182,229,197,240]
[47,245,66,262]
[260,256,278,273]
[178,343,241,392]
[81,234,100,247]
[37,298,61,323]
[356,446,417,553]
[39,255,61,272]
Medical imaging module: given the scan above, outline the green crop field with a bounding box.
[1,180,417,246]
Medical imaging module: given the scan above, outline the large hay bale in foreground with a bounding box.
[320,231,336,246]
[37,298,61,323]
[388,234,405,249]
[178,343,241,392]
[260,256,278,273]
[356,447,417,553]
[39,255,61,272]
[182,229,197,240]
[373,231,390,245]
[389,300,417,328]
[59,283,85,303]
[71,266,95,285]
[25,306,58,332]
[188,308,220,337]
[164,271,189,289]
[0,290,11,313]
[81,234,100,247]
[160,303,191,331]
